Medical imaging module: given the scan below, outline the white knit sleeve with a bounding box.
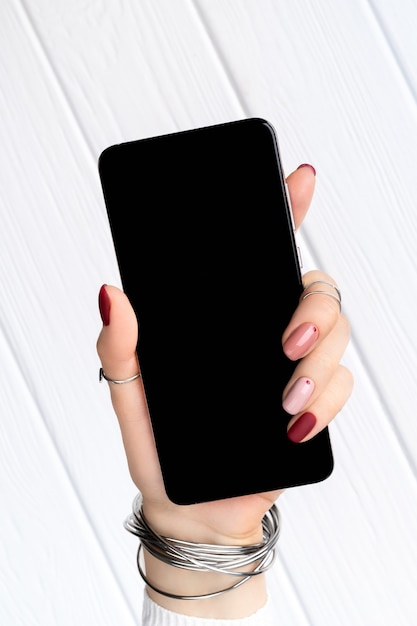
[141,591,275,625]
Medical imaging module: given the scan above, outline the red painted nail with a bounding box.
[98,284,111,326]
[297,163,316,176]
[287,412,317,443]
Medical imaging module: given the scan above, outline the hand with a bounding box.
[96,164,353,618]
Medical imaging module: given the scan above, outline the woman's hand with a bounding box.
[96,164,353,618]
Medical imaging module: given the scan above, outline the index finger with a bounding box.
[286,164,316,230]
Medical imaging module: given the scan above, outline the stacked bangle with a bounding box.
[124,492,281,600]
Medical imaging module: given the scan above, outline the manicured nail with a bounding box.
[287,412,317,443]
[283,377,315,415]
[99,284,111,326]
[297,163,316,176]
[283,323,318,360]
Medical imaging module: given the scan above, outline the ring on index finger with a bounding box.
[301,280,342,312]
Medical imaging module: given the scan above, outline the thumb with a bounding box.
[96,284,139,379]
[96,284,163,493]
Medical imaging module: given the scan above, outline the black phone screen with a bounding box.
[99,118,333,504]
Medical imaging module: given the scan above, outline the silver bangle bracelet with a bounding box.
[124,492,281,600]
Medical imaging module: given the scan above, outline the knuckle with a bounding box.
[324,365,354,411]
[310,350,335,379]
[339,364,354,392]
[96,335,105,361]
[337,313,351,340]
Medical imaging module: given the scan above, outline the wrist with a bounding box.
[143,548,268,619]
[140,490,282,546]
[124,493,280,620]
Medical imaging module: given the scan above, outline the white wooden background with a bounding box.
[1,1,417,624]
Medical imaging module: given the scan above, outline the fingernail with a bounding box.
[283,323,319,360]
[283,377,315,415]
[297,163,316,176]
[99,284,111,326]
[287,412,317,443]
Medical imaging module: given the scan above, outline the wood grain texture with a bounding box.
[1,1,416,624]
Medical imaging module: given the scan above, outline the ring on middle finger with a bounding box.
[301,280,342,312]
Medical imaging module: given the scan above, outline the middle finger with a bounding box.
[282,270,343,361]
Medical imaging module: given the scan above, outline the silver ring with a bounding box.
[99,367,141,385]
[301,280,342,311]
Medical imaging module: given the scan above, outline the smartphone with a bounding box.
[98,118,333,505]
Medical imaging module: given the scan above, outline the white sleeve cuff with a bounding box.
[142,590,275,625]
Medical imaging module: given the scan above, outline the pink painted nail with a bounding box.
[283,377,315,415]
[287,412,317,443]
[99,284,111,326]
[283,323,318,360]
[297,163,316,176]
